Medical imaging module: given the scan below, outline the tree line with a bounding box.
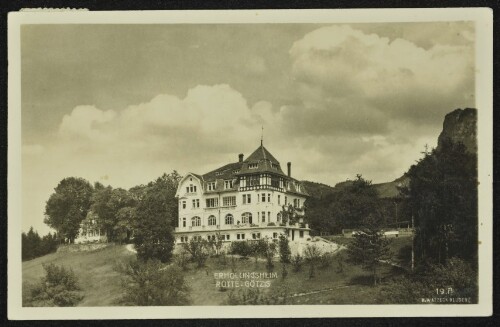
[22,227,59,261]
[43,171,181,262]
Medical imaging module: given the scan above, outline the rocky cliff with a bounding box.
[437,108,477,154]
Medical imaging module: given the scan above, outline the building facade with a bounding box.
[174,143,311,245]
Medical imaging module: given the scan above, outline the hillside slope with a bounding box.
[23,244,135,306]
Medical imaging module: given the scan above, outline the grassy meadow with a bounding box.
[22,237,412,306]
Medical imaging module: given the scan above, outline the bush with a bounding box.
[118,259,190,306]
[26,263,84,307]
[173,248,190,271]
[380,257,478,304]
[224,284,290,305]
[291,254,303,272]
[303,244,322,278]
[183,238,210,268]
[278,234,291,264]
[230,241,252,257]
[318,252,333,269]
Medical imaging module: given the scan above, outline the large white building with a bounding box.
[174,142,311,245]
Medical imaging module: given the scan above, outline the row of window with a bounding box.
[178,232,284,243]
[181,194,298,210]
[181,212,284,227]
[187,175,302,194]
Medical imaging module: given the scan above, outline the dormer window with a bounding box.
[224,180,233,189]
[232,169,240,174]
[248,163,258,169]
[271,163,279,169]
[216,171,223,176]
[207,182,216,191]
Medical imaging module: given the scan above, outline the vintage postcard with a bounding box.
[7,8,493,319]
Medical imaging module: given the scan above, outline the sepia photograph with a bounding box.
[7,8,493,319]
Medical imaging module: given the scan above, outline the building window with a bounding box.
[182,217,186,227]
[192,199,200,208]
[252,232,261,240]
[277,212,282,223]
[271,163,279,169]
[208,215,216,226]
[285,196,288,205]
[278,195,281,205]
[299,231,304,238]
[206,198,218,208]
[237,233,246,240]
[267,193,271,202]
[182,200,186,209]
[207,182,216,191]
[216,171,223,176]
[248,163,258,169]
[273,232,278,239]
[241,212,252,224]
[191,216,201,227]
[268,212,270,221]
[223,196,236,207]
[187,184,197,193]
[233,169,240,174]
[242,194,251,204]
[224,180,233,189]
[261,193,266,202]
[261,211,266,223]
[225,214,234,225]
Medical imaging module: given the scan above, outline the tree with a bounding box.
[118,259,190,306]
[307,175,383,234]
[303,244,321,279]
[44,177,94,243]
[22,228,59,261]
[278,234,291,263]
[402,140,478,265]
[347,216,391,285]
[132,171,181,263]
[183,237,210,268]
[208,232,224,256]
[91,187,136,242]
[27,263,84,307]
[22,227,41,261]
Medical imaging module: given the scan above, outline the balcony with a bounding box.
[174,222,310,233]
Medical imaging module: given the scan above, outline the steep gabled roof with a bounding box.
[202,162,242,182]
[238,144,287,176]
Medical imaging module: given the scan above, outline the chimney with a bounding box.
[239,153,244,162]
[287,162,291,177]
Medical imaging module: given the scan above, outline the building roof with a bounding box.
[238,144,287,176]
[195,143,308,196]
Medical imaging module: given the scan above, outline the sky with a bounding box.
[20,22,475,234]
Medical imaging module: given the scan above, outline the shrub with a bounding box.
[379,257,478,304]
[183,238,210,268]
[278,234,291,264]
[230,241,252,257]
[26,263,84,307]
[224,284,290,305]
[303,244,321,278]
[173,248,190,271]
[291,254,303,272]
[318,252,334,269]
[118,259,190,306]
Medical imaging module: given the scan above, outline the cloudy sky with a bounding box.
[21,22,475,234]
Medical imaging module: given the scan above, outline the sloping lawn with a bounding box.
[22,244,135,306]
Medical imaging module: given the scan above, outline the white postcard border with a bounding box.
[7,8,493,319]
